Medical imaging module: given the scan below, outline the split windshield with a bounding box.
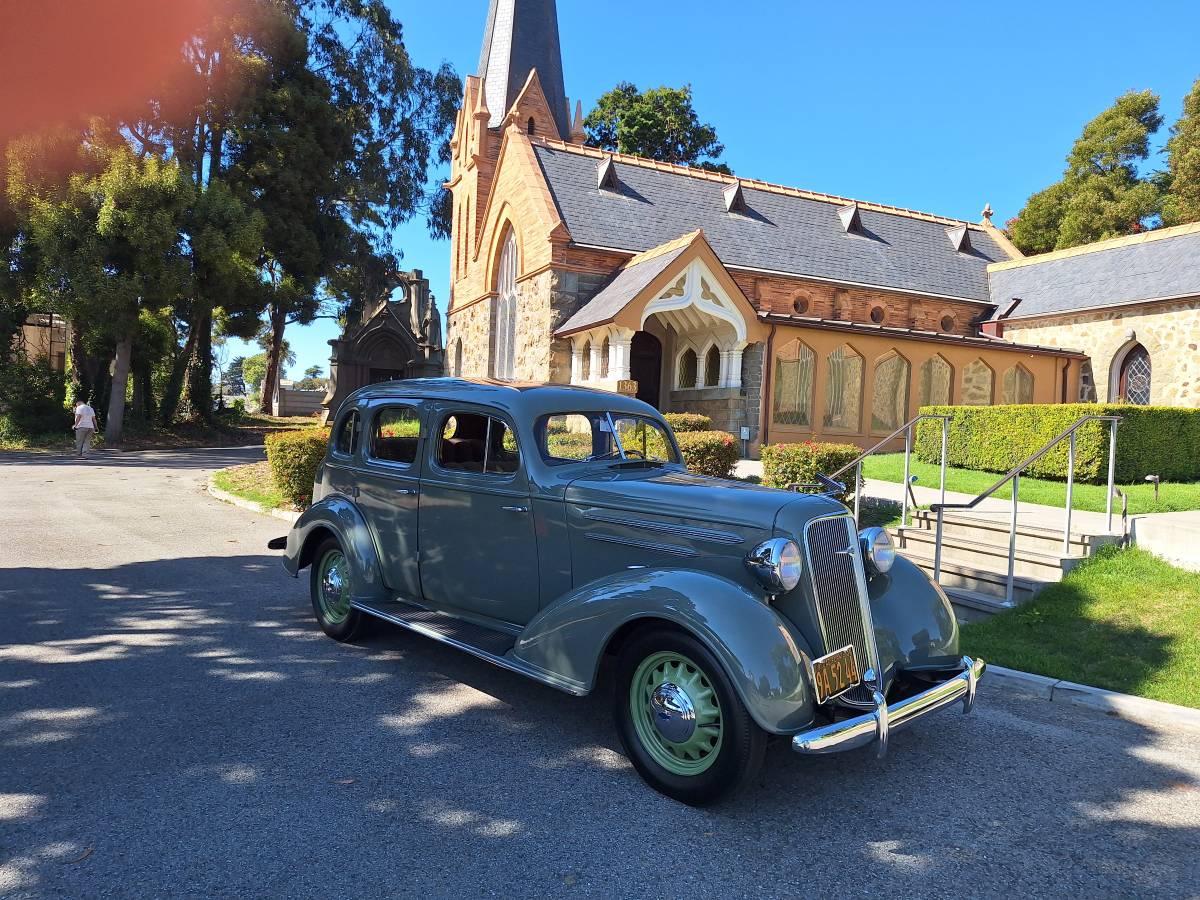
[540,412,679,465]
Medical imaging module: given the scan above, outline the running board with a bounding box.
[351,599,587,696]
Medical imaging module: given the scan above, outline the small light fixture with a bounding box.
[1145,474,1160,503]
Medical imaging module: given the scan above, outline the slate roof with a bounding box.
[478,0,570,138]
[987,224,1200,320]
[531,142,1010,302]
[556,242,691,335]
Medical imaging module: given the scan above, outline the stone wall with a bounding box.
[1004,297,1200,407]
[666,340,766,449]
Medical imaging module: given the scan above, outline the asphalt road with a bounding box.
[1,447,1198,899]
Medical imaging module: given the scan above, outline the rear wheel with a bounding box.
[309,537,367,641]
[615,627,765,805]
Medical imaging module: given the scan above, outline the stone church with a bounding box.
[445,0,1097,453]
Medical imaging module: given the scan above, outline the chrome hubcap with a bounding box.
[322,563,344,602]
[649,682,696,743]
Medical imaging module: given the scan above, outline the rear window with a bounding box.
[436,412,520,475]
[333,410,358,456]
[368,406,420,465]
[540,413,678,465]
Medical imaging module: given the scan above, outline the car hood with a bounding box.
[563,466,845,532]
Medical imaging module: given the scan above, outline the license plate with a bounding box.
[811,645,861,704]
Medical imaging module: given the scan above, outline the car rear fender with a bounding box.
[512,568,817,734]
[282,495,390,605]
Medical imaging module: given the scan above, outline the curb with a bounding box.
[207,478,300,524]
[988,664,1200,732]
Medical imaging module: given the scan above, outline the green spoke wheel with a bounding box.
[317,549,351,624]
[629,651,723,776]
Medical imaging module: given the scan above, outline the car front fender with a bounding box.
[867,554,961,678]
[282,495,390,605]
[513,569,818,734]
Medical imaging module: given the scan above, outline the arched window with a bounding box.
[1002,364,1034,404]
[677,348,698,389]
[492,231,518,380]
[962,359,994,405]
[871,351,910,432]
[823,344,863,430]
[527,117,536,135]
[918,355,952,407]
[1119,344,1152,404]
[600,337,610,379]
[581,340,592,381]
[704,345,721,387]
[452,338,463,377]
[773,340,814,426]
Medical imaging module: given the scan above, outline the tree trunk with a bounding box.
[159,321,198,425]
[104,330,134,444]
[182,306,214,422]
[259,302,287,414]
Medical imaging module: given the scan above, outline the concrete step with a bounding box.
[905,508,1119,557]
[899,545,1046,605]
[942,586,1021,623]
[891,527,1081,583]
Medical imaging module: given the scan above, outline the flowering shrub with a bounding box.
[675,430,740,478]
[265,428,330,508]
[663,412,713,433]
[760,440,861,498]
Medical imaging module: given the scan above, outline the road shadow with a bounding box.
[1,554,1197,896]
[0,446,265,471]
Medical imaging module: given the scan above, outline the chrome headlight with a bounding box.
[859,526,895,575]
[745,538,803,594]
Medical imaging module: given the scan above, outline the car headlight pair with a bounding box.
[859,526,896,576]
[744,538,803,594]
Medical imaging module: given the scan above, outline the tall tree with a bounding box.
[1009,90,1163,254]
[584,82,731,173]
[1162,76,1200,227]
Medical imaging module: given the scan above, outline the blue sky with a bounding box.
[229,0,1200,382]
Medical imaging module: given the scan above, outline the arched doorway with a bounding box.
[630,331,662,408]
[1118,343,1152,404]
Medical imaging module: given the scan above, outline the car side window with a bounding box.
[437,412,520,475]
[333,410,359,457]
[368,406,421,465]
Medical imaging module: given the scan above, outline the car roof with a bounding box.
[344,377,663,420]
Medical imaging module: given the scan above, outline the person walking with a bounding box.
[73,397,97,459]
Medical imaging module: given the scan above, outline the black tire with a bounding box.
[309,536,368,642]
[615,626,766,806]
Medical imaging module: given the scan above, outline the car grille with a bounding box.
[803,515,879,707]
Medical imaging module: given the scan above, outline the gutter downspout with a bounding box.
[758,323,777,455]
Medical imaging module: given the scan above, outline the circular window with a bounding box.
[940,314,956,332]
[792,295,810,315]
[870,306,885,324]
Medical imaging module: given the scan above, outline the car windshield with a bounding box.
[540,412,679,465]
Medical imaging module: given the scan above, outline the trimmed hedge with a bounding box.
[914,404,1200,484]
[676,430,740,478]
[663,412,713,433]
[265,428,330,508]
[761,440,861,498]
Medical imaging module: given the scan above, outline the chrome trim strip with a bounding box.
[581,510,744,545]
[801,513,883,707]
[792,656,986,755]
[351,601,588,696]
[582,532,699,557]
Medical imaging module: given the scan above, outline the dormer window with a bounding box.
[597,156,619,191]
[723,181,747,214]
[946,224,972,252]
[838,203,863,234]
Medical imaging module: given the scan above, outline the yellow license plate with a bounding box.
[811,645,861,704]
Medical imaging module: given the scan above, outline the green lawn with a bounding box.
[212,461,291,511]
[862,453,1200,515]
[961,547,1200,709]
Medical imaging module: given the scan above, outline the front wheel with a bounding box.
[615,627,765,805]
[309,537,368,642]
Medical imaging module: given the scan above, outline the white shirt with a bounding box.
[74,404,97,431]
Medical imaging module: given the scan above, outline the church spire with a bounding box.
[477,0,570,139]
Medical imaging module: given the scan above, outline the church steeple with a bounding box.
[477,0,571,140]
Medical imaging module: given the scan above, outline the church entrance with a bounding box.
[369,367,405,384]
[630,331,662,408]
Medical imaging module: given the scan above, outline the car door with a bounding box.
[355,401,424,602]
[418,404,541,625]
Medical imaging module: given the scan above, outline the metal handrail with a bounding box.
[825,413,951,528]
[927,415,1122,606]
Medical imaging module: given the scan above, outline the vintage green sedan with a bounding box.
[275,378,984,804]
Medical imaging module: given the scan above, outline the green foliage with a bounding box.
[913,404,1200,483]
[242,353,269,395]
[1009,90,1164,253]
[675,430,740,478]
[760,440,861,495]
[265,427,330,508]
[584,82,731,173]
[0,359,70,437]
[662,412,713,433]
[1162,76,1200,227]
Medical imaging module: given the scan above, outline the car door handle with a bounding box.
[500,505,529,514]
[395,488,417,495]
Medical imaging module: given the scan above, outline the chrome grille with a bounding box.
[803,515,878,707]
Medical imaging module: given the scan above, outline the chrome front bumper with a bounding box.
[791,656,985,757]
